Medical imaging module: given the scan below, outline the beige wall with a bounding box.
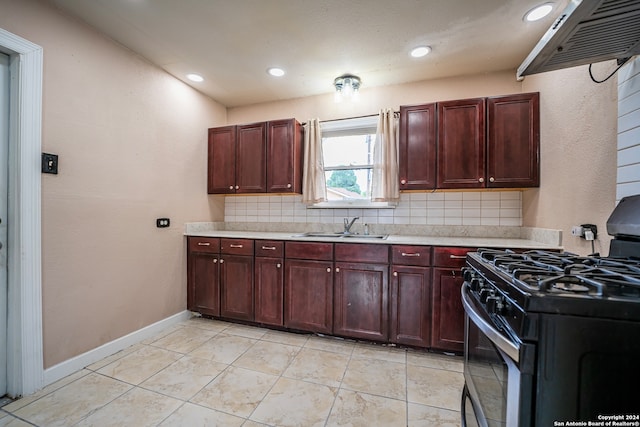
[522,62,618,255]
[0,0,226,367]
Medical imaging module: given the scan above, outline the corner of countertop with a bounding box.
[520,227,563,247]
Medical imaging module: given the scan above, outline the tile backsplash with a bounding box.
[224,191,522,227]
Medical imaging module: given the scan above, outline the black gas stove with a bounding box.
[462,247,640,427]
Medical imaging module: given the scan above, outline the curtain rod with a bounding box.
[302,111,399,126]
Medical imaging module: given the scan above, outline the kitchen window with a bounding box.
[311,115,397,208]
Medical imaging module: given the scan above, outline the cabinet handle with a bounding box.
[229,185,234,190]
[400,179,407,185]
[393,271,398,277]
[478,177,484,183]
[287,183,292,188]
[230,244,243,248]
[449,255,467,259]
[326,268,331,273]
[235,185,239,190]
[401,252,420,257]
[489,177,495,182]
[277,263,281,268]
[197,242,210,246]
[261,246,276,250]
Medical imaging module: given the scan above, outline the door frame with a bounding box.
[0,28,44,397]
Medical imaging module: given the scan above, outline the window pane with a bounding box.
[325,168,372,200]
[322,134,374,168]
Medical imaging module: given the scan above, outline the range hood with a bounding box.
[517,0,640,78]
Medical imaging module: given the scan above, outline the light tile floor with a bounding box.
[0,317,464,427]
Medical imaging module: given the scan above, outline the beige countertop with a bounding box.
[184,229,561,250]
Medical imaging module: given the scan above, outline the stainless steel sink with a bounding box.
[293,232,388,240]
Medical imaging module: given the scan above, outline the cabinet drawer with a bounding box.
[188,237,220,253]
[285,242,333,261]
[255,240,284,257]
[432,247,476,268]
[220,238,254,255]
[335,243,389,264]
[391,245,431,266]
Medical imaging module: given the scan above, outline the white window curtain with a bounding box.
[302,118,327,205]
[371,108,400,202]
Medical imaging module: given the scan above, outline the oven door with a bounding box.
[461,284,534,427]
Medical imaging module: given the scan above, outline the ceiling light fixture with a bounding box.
[334,74,361,103]
[410,46,432,58]
[186,73,204,82]
[267,67,285,77]
[524,3,553,22]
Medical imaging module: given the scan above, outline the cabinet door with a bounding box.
[390,265,431,347]
[236,122,267,193]
[431,267,465,353]
[267,119,302,193]
[284,259,333,334]
[187,252,220,317]
[334,262,389,342]
[437,98,486,189]
[487,92,540,188]
[208,126,236,194]
[220,254,254,321]
[255,257,284,326]
[399,103,437,190]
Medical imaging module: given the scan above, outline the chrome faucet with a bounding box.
[343,217,360,234]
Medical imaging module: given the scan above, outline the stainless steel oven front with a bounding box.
[461,284,534,427]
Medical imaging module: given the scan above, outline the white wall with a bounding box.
[617,57,640,200]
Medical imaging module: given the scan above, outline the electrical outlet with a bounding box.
[156,218,170,228]
[571,226,584,237]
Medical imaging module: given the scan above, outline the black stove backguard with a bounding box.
[607,194,640,258]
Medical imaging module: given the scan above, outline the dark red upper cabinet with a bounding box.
[208,126,237,194]
[486,92,540,188]
[437,98,486,189]
[267,119,303,193]
[236,122,267,193]
[399,103,437,190]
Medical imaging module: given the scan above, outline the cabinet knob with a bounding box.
[287,183,292,188]
[219,259,224,264]
[336,267,340,273]
[213,259,218,263]
[277,263,281,268]
[326,268,331,273]
[489,177,495,183]
[229,185,234,190]
[393,271,398,277]
[400,179,407,185]
[235,185,239,190]
[478,177,484,183]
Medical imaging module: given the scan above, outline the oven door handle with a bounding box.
[462,284,520,363]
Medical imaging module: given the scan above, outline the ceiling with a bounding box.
[47,0,570,108]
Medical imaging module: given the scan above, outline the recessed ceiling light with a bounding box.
[186,73,204,82]
[410,46,432,58]
[524,3,553,22]
[268,67,285,77]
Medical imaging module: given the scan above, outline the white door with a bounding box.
[0,51,9,396]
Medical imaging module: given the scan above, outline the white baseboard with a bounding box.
[43,310,192,386]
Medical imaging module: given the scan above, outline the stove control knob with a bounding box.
[486,295,504,315]
[470,277,483,292]
[479,288,494,303]
[462,268,474,282]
